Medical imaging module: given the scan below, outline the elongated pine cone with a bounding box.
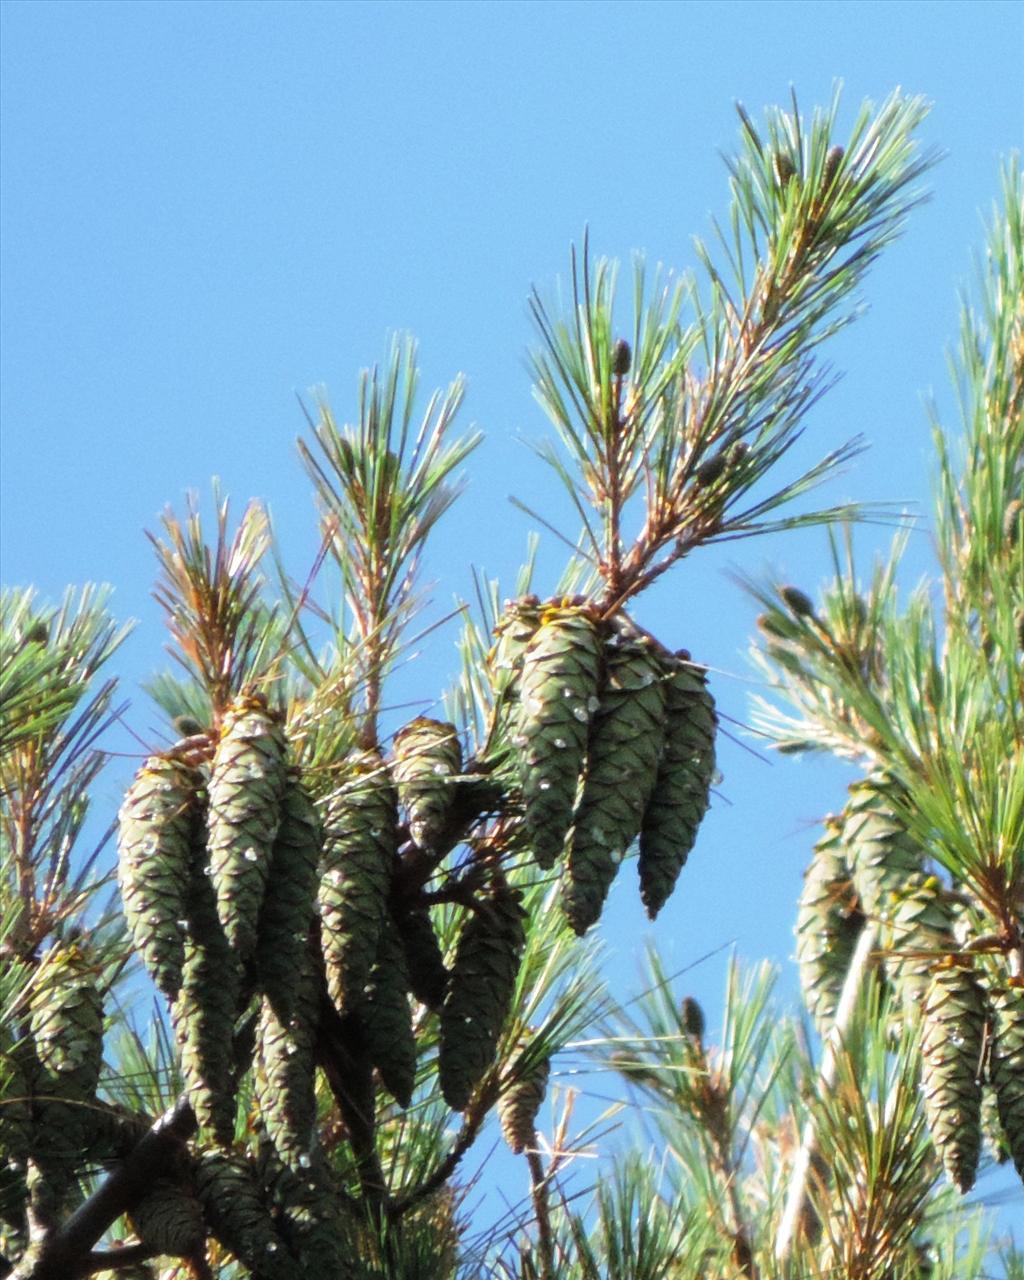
[440,883,527,1111]
[987,979,1024,1178]
[637,651,716,919]
[393,901,449,1011]
[795,818,864,1033]
[515,603,602,869]
[206,690,288,960]
[118,753,203,999]
[842,776,922,918]
[194,1150,300,1279]
[884,873,956,1016]
[498,1053,550,1154]
[128,1178,204,1257]
[919,959,986,1192]
[393,717,463,850]
[563,621,666,935]
[317,748,398,1015]
[358,911,417,1107]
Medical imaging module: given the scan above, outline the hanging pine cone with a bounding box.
[118,753,203,999]
[980,1084,1012,1165]
[986,979,1024,1178]
[257,1136,350,1274]
[439,882,527,1111]
[393,900,449,1011]
[29,942,105,1180]
[795,818,864,1033]
[884,873,956,1017]
[128,1178,205,1257]
[255,770,321,1024]
[562,620,667,935]
[498,1052,550,1154]
[392,717,463,851]
[637,652,717,919]
[842,776,923,919]
[357,912,417,1108]
[171,868,241,1145]
[317,748,398,1015]
[253,981,318,1175]
[0,1027,33,1173]
[919,958,986,1192]
[487,596,544,703]
[515,603,602,869]
[206,689,288,961]
[194,1150,300,1279]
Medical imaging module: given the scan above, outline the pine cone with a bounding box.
[393,901,449,1011]
[885,873,956,1017]
[498,1053,550,1154]
[357,912,417,1108]
[563,621,667,935]
[919,959,986,1192]
[317,749,398,1015]
[842,777,922,918]
[118,753,203,999]
[487,596,544,703]
[253,983,318,1174]
[515,603,603,869]
[439,883,526,1111]
[637,653,716,918]
[393,717,463,850]
[257,1136,351,1273]
[987,979,1024,1177]
[128,1178,205,1257]
[795,819,864,1032]
[206,691,288,960]
[194,1150,300,1279]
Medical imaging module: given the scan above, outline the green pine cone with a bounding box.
[515,603,603,869]
[257,1136,352,1274]
[255,770,321,1024]
[206,690,288,960]
[439,884,527,1111]
[637,652,716,919]
[0,1027,34,1170]
[919,959,986,1192]
[171,869,241,1145]
[562,622,667,936]
[795,819,864,1033]
[498,1054,550,1154]
[357,912,417,1107]
[194,1150,300,1279]
[393,901,449,1011]
[981,1084,1012,1165]
[393,717,463,850]
[128,1178,205,1257]
[253,985,318,1174]
[987,980,1024,1178]
[118,753,203,999]
[317,749,398,1015]
[842,776,923,919]
[885,874,956,1016]
[487,596,544,703]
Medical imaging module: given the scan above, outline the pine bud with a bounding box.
[774,152,796,185]
[681,996,705,1040]
[780,585,816,618]
[694,451,728,488]
[611,339,632,376]
[173,715,205,738]
[822,144,844,189]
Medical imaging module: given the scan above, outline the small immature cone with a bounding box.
[562,621,667,935]
[987,979,1024,1177]
[128,1178,205,1257]
[515,603,603,869]
[357,912,417,1108]
[206,690,288,961]
[194,1150,300,1279]
[919,959,986,1192]
[255,770,322,1024]
[637,653,717,918]
[392,717,463,850]
[317,749,398,1015]
[795,820,864,1033]
[499,1054,550,1154]
[842,776,923,919]
[440,883,527,1111]
[118,753,203,999]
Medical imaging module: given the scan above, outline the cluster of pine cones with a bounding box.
[796,776,1024,1192]
[489,597,717,934]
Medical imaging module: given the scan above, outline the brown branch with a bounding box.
[526,1150,555,1280]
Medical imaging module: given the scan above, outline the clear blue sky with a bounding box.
[3,0,1022,1241]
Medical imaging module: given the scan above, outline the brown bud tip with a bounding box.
[611,339,632,377]
[695,451,728,488]
[728,440,750,466]
[756,612,794,640]
[173,715,205,738]
[780,585,816,618]
[774,152,796,186]
[823,144,844,188]
[1004,497,1023,546]
[681,996,705,1039]
[21,620,49,646]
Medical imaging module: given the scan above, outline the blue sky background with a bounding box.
[3,0,1022,1248]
